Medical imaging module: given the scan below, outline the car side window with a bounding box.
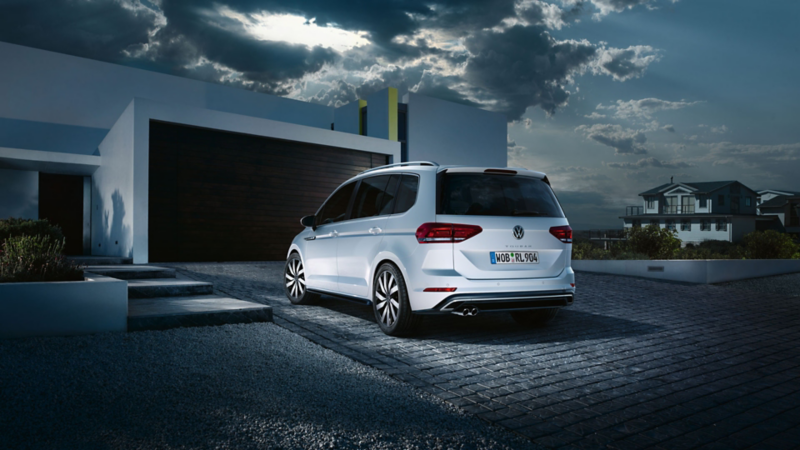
[316,182,356,226]
[393,175,419,214]
[378,175,400,215]
[352,176,391,219]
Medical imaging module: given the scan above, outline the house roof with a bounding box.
[760,197,788,208]
[639,181,740,196]
[757,189,800,196]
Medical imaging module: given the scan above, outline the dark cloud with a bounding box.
[463,25,597,121]
[663,124,676,133]
[607,157,693,169]
[0,0,159,62]
[152,0,338,93]
[575,123,648,154]
[422,0,516,35]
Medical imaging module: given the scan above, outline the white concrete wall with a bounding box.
[334,101,361,135]
[367,88,393,141]
[0,274,127,338]
[0,169,38,219]
[93,102,135,259]
[0,42,334,155]
[403,93,507,167]
[573,259,800,284]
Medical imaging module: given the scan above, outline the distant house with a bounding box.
[621,180,777,244]
[757,189,800,235]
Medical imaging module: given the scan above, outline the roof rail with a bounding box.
[359,161,439,175]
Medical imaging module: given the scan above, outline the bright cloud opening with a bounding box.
[247,13,369,52]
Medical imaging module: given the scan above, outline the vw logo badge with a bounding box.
[513,225,524,240]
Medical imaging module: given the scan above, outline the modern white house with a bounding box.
[757,189,800,236]
[621,180,777,244]
[0,42,507,263]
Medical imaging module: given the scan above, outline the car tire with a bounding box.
[373,263,421,336]
[284,253,319,305]
[510,308,559,327]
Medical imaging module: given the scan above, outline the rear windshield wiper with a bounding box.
[511,209,547,216]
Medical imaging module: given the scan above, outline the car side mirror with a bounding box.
[301,215,316,230]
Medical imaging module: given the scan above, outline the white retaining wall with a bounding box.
[0,274,128,338]
[572,259,800,284]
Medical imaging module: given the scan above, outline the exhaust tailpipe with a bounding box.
[460,305,479,317]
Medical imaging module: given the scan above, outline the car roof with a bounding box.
[355,163,546,179]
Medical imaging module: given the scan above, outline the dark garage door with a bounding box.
[148,121,388,262]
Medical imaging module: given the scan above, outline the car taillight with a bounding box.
[423,287,457,292]
[549,225,573,243]
[416,223,482,243]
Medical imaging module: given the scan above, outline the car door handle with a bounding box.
[369,227,382,235]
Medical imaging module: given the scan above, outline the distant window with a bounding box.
[681,220,690,231]
[718,195,725,206]
[757,197,762,205]
[701,219,710,231]
[632,219,641,228]
[666,220,676,231]
[745,197,752,207]
[716,219,727,231]
[646,197,655,209]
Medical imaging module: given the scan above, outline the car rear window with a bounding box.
[437,173,564,217]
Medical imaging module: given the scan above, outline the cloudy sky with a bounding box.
[2,0,798,228]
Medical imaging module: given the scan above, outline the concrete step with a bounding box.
[85,265,176,280]
[127,295,273,332]
[127,278,214,299]
[68,256,133,266]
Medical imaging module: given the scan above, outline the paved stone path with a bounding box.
[172,262,800,449]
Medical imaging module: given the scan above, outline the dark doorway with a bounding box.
[148,121,389,262]
[38,173,85,255]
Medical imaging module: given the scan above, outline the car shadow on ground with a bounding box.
[313,295,662,345]
[173,266,663,346]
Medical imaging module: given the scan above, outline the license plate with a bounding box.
[490,251,539,264]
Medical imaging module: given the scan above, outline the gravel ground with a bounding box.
[0,323,540,450]
[717,271,800,297]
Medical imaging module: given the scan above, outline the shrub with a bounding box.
[623,224,681,259]
[742,230,799,259]
[674,240,745,260]
[0,235,84,283]
[0,218,64,248]
[572,241,609,260]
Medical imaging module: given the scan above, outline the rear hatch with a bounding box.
[436,169,570,280]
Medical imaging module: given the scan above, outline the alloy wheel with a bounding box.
[375,271,400,327]
[285,259,306,299]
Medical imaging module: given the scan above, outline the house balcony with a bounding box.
[662,205,695,214]
[625,206,643,216]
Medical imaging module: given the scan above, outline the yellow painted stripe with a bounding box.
[358,99,367,135]
[387,87,398,141]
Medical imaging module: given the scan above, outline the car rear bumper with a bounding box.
[407,266,575,312]
[414,289,574,315]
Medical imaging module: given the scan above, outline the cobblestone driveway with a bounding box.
[173,263,800,449]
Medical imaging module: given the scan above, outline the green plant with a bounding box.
[0,235,84,283]
[674,240,746,260]
[623,224,681,259]
[742,230,799,259]
[0,218,64,248]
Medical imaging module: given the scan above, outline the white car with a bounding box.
[285,161,575,336]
